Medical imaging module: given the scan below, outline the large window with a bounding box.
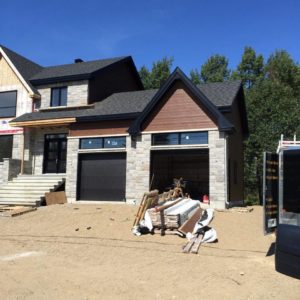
[0,135,13,162]
[0,91,17,117]
[80,136,126,149]
[152,131,208,146]
[51,87,67,107]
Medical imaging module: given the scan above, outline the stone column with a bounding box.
[126,133,151,204]
[65,138,79,203]
[209,130,227,209]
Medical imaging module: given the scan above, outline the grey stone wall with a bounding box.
[209,130,227,209]
[0,158,21,184]
[38,80,88,109]
[126,134,151,204]
[0,162,3,186]
[65,138,79,203]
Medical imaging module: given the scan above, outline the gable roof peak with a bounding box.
[128,67,234,135]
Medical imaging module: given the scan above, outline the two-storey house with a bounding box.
[0,45,248,209]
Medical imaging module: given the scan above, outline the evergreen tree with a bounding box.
[139,57,173,89]
[200,55,230,82]
[236,46,264,88]
[190,69,201,85]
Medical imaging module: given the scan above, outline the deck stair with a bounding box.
[0,174,65,206]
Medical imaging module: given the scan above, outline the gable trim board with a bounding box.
[0,47,39,98]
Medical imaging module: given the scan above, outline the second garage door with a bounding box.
[77,152,126,201]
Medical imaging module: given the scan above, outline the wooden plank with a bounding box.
[182,235,198,253]
[178,207,202,235]
[0,206,36,217]
[45,191,67,206]
[190,233,204,254]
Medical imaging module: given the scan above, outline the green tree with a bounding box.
[265,50,300,93]
[190,69,201,85]
[139,57,173,89]
[236,46,264,88]
[200,54,230,82]
[244,50,300,202]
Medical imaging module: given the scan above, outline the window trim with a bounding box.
[50,86,67,107]
[79,136,126,150]
[152,131,209,146]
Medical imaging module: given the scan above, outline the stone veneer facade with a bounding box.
[65,130,228,209]
[37,80,89,109]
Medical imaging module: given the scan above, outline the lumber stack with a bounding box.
[147,198,201,230]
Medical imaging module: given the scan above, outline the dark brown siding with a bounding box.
[225,94,245,202]
[88,61,142,103]
[142,82,217,132]
[69,120,132,137]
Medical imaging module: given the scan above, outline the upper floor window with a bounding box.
[0,91,17,117]
[152,131,208,146]
[51,87,67,107]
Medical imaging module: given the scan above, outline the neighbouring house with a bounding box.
[0,45,248,209]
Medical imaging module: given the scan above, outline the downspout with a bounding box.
[224,134,230,208]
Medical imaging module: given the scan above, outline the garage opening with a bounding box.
[77,152,126,201]
[150,149,209,200]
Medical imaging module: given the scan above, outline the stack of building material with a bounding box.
[146,198,201,230]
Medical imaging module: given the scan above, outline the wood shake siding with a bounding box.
[0,56,21,86]
[143,82,217,132]
[69,119,132,137]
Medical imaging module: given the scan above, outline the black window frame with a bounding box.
[50,86,68,107]
[80,136,126,150]
[0,135,13,162]
[0,90,17,118]
[152,131,208,146]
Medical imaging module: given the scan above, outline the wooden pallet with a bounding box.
[0,205,36,217]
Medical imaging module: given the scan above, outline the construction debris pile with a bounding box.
[132,178,217,254]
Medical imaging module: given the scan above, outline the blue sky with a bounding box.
[1,0,299,74]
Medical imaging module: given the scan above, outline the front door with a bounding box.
[43,134,67,173]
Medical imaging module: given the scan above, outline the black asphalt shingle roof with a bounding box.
[1,45,132,92]
[30,57,128,83]
[12,90,158,123]
[197,80,241,107]
[0,45,43,95]
[12,80,241,124]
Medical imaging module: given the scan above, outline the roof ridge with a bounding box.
[197,79,242,86]
[40,56,128,70]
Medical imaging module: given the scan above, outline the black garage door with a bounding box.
[151,149,209,200]
[77,152,126,201]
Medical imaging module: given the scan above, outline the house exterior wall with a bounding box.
[209,130,227,209]
[69,119,132,137]
[37,80,88,109]
[143,82,217,132]
[126,134,151,204]
[0,55,32,165]
[65,137,79,202]
[224,98,245,203]
[63,83,229,208]
[88,61,142,103]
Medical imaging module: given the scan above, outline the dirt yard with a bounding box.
[0,204,299,300]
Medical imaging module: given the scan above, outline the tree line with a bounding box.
[139,47,300,204]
